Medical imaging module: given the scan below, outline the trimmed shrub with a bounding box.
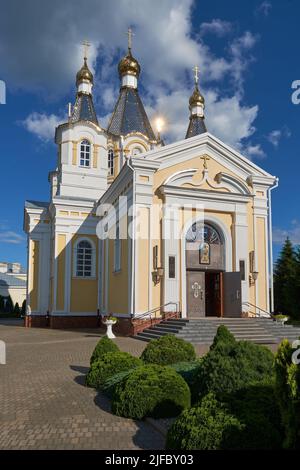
[21,299,26,315]
[112,364,191,419]
[227,384,282,449]
[274,339,300,449]
[194,337,274,401]
[166,393,243,450]
[210,325,236,353]
[90,336,119,365]
[102,370,132,398]
[140,334,196,365]
[170,360,202,402]
[86,351,142,389]
[13,302,21,315]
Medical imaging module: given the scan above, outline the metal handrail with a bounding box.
[131,302,180,321]
[242,301,271,318]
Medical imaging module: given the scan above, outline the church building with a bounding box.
[23,34,278,334]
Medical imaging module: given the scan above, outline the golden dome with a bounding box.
[118,50,141,78]
[76,58,94,86]
[189,86,205,108]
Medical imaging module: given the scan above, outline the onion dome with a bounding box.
[76,58,94,87]
[189,85,205,109]
[118,50,141,79]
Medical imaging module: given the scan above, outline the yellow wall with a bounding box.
[257,217,268,310]
[136,207,149,312]
[70,234,99,312]
[56,234,66,311]
[30,240,39,311]
[107,215,129,314]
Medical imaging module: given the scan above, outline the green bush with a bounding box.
[274,339,300,449]
[227,384,282,449]
[140,334,196,365]
[90,336,119,365]
[210,325,236,353]
[194,337,274,400]
[170,360,202,402]
[112,364,191,419]
[166,393,243,450]
[86,351,142,389]
[102,370,132,398]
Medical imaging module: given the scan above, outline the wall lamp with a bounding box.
[152,267,164,285]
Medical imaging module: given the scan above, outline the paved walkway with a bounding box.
[0,321,165,450]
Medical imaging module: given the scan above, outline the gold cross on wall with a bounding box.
[201,155,210,170]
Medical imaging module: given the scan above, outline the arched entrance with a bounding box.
[186,222,225,317]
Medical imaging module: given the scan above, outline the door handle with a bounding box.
[236,290,240,300]
[200,291,203,300]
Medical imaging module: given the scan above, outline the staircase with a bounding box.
[134,317,300,345]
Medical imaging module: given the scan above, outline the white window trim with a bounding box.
[79,139,91,168]
[73,237,96,279]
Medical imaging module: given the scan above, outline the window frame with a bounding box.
[73,237,96,279]
[108,148,114,176]
[79,139,91,168]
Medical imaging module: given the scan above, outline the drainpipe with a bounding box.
[268,177,279,313]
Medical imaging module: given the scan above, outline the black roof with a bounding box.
[185,116,207,139]
[70,93,98,125]
[107,87,156,141]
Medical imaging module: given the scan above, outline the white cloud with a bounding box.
[273,221,300,245]
[199,19,232,37]
[256,1,272,17]
[267,127,291,148]
[22,112,64,142]
[243,144,265,159]
[0,231,24,245]
[3,0,262,156]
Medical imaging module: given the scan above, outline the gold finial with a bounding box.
[82,40,90,60]
[126,27,134,52]
[201,155,210,170]
[193,65,199,86]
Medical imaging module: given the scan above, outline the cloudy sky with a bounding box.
[0,0,300,266]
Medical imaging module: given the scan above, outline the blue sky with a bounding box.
[0,0,299,268]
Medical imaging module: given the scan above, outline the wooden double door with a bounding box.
[186,270,242,317]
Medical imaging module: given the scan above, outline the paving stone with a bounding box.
[0,322,164,450]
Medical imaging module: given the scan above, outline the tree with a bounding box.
[13,302,21,316]
[4,296,14,314]
[21,299,26,316]
[0,295,4,313]
[274,238,298,318]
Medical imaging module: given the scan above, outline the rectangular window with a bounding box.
[239,260,246,281]
[153,245,158,270]
[169,256,175,279]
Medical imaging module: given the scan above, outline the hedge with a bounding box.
[274,339,300,449]
[90,336,119,365]
[112,364,191,419]
[140,334,196,365]
[86,351,142,389]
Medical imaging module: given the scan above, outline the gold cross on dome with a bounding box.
[201,155,210,170]
[193,65,199,85]
[82,40,90,60]
[126,27,134,51]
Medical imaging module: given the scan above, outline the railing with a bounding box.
[242,301,271,318]
[131,302,181,325]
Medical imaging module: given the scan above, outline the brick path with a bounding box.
[0,321,165,450]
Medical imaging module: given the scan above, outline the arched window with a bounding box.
[80,140,91,167]
[75,239,94,277]
[186,222,222,245]
[108,149,114,176]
